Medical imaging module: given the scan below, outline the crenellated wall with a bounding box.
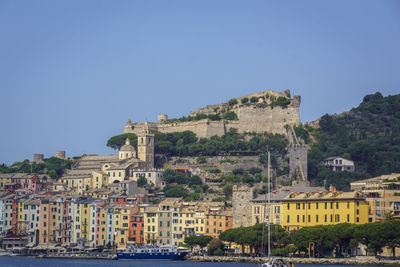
[123,89,301,138]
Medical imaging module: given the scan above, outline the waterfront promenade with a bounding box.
[188,255,400,266]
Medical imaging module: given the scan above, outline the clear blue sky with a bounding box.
[0,0,399,164]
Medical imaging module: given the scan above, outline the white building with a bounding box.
[323,156,355,172]
[24,199,41,246]
[130,169,164,187]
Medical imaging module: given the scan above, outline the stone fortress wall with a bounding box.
[123,89,301,138]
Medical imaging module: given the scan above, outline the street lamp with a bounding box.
[308,242,315,258]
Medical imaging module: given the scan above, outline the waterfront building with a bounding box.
[24,198,40,246]
[281,191,369,231]
[39,198,57,245]
[251,182,325,226]
[157,198,182,245]
[106,206,115,247]
[1,193,15,232]
[350,173,400,221]
[129,210,144,244]
[178,204,196,246]
[144,206,158,245]
[96,203,108,247]
[194,206,206,235]
[113,204,132,249]
[205,206,232,238]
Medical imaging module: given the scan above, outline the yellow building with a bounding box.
[91,171,109,190]
[17,200,25,234]
[251,184,327,226]
[80,201,91,242]
[194,206,206,235]
[144,206,158,245]
[0,174,13,190]
[97,205,108,247]
[178,205,196,246]
[282,191,369,231]
[61,175,92,194]
[114,204,132,249]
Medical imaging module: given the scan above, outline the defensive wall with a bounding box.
[123,89,301,138]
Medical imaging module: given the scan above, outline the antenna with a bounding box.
[268,150,271,259]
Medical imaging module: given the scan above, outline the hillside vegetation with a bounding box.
[308,92,400,190]
[107,129,287,158]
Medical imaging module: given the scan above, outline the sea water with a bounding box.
[0,257,393,267]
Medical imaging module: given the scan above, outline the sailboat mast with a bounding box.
[268,151,271,259]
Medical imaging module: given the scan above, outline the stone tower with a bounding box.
[138,122,154,169]
[56,151,66,159]
[33,154,44,163]
[157,114,168,123]
[232,185,254,228]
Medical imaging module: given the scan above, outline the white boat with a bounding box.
[260,257,292,267]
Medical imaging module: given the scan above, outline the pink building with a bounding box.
[20,175,40,192]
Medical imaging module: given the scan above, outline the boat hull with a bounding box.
[117,251,188,260]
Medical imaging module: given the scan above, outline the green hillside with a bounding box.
[307,92,400,190]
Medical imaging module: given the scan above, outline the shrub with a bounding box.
[213,248,224,256]
[241,97,249,104]
[222,111,238,120]
[250,96,258,103]
[228,99,238,106]
[197,156,207,164]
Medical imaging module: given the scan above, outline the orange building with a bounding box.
[39,198,57,244]
[129,212,144,244]
[205,206,232,238]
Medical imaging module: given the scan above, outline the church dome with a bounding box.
[120,138,135,152]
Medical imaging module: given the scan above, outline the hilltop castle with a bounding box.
[123,89,301,138]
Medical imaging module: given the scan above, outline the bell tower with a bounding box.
[138,122,154,169]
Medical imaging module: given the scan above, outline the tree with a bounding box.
[292,225,337,257]
[207,238,225,256]
[106,133,137,150]
[241,97,249,104]
[162,185,189,198]
[330,223,357,257]
[188,175,202,187]
[196,156,206,164]
[222,111,238,120]
[48,170,57,180]
[228,99,238,106]
[184,235,213,251]
[250,96,258,103]
[222,184,233,198]
[137,175,147,187]
[319,114,335,132]
[381,220,400,258]
[354,222,385,256]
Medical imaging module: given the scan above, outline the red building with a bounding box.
[129,212,144,244]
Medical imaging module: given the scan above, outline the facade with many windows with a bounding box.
[281,191,369,232]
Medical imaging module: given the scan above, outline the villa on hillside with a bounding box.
[323,156,355,172]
